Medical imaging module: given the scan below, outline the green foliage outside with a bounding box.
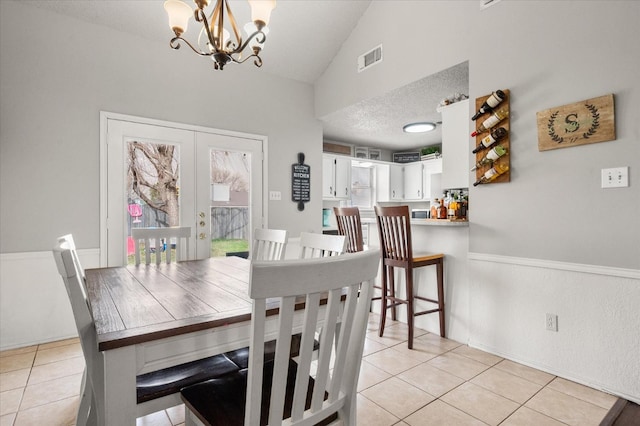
[211,238,249,257]
[127,239,249,265]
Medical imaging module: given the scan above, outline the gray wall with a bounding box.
[315,0,640,270]
[0,1,322,254]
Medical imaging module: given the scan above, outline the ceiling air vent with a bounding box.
[358,44,383,73]
[480,0,502,10]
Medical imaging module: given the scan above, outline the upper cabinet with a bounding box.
[441,99,470,189]
[322,155,351,199]
[403,162,424,200]
[375,163,403,201]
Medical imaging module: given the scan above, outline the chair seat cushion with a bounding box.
[225,333,318,369]
[181,359,337,426]
[136,353,240,403]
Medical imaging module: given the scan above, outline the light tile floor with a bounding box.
[0,314,618,426]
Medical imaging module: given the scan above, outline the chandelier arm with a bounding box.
[223,0,243,52]
[169,36,213,57]
[229,52,263,68]
[195,7,218,53]
[233,29,266,55]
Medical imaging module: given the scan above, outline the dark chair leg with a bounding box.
[389,266,396,321]
[437,259,445,338]
[379,265,388,338]
[406,267,414,349]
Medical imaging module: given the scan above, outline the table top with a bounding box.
[85,256,254,351]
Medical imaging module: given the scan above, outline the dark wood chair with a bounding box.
[333,206,364,253]
[374,205,445,349]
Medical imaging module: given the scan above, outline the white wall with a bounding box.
[315,0,640,402]
[0,1,322,349]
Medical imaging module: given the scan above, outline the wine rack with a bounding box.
[473,89,511,184]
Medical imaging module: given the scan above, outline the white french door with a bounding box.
[101,113,265,267]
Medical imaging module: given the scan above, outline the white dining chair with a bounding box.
[131,226,191,265]
[298,232,346,259]
[53,236,243,425]
[252,228,288,261]
[180,248,381,426]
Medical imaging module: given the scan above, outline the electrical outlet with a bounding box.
[269,191,281,201]
[546,313,558,332]
[601,167,629,188]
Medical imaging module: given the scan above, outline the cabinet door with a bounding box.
[423,159,443,200]
[404,162,424,200]
[441,99,469,189]
[322,156,335,198]
[389,164,404,200]
[334,156,351,199]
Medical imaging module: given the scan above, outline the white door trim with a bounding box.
[99,111,268,267]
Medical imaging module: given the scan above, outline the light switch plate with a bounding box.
[269,191,282,201]
[601,167,629,188]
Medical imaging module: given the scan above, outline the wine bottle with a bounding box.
[472,127,508,154]
[471,90,506,120]
[471,109,509,137]
[473,163,510,186]
[471,145,508,171]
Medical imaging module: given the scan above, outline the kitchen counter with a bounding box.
[360,218,468,227]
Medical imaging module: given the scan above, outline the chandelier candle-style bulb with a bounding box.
[248,0,276,28]
[164,0,276,70]
[164,0,193,36]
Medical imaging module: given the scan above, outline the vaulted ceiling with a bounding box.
[19,0,469,151]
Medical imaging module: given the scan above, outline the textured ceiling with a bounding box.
[321,61,469,151]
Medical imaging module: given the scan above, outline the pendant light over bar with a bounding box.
[164,0,276,70]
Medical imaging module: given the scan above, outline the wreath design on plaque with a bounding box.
[547,104,600,144]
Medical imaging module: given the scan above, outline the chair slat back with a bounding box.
[333,206,364,253]
[53,237,105,425]
[246,249,380,426]
[374,205,413,263]
[298,232,346,259]
[252,228,288,261]
[131,227,191,265]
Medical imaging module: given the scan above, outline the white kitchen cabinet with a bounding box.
[441,99,470,189]
[403,162,424,200]
[422,158,443,201]
[322,155,351,199]
[375,163,403,201]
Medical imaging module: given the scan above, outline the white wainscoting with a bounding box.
[468,252,640,404]
[0,249,100,350]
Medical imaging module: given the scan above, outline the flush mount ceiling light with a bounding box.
[402,122,437,133]
[164,0,276,70]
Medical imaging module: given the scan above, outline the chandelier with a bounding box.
[164,0,276,70]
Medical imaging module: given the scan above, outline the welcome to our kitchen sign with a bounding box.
[536,94,615,151]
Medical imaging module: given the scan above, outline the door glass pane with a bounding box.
[126,140,180,264]
[210,149,250,258]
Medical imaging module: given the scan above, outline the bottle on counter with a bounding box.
[448,192,458,219]
[430,198,440,219]
[460,193,468,219]
[437,198,447,219]
[471,109,509,137]
[471,90,506,120]
[472,127,508,154]
[471,145,508,171]
[473,163,510,186]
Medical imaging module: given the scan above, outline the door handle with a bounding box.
[199,233,206,240]
[199,221,206,227]
[199,212,205,218]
